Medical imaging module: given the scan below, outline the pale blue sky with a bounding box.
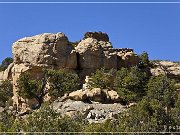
[0,0,180,63]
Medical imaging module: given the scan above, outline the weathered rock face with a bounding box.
[12,32,139,73]
[13,33,77,69]
[75,38,117,71]
[151,61,180,81]
[12,33,78,111]
[117,49,139,68]
[75,33,139,77]
[10,31,139,112]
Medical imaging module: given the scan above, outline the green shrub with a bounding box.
[0,111,15,132]
[138,51,151,68]
[114,75,178,132]
[0,57,13,71]
[88,68,115,89]
[0,80,13,107]
[171,93,180,126]
[147,74,176,108]
[17,69,80,106]
[9,103,82,133]
[83,119,118,134]
[114,67,148,103]
[17,72,43,108]
[116,96,177,132]
[47,69,80,99]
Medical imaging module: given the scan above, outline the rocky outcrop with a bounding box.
[68,88,121,103]
[75,38,116,71]
[13,33,77,69]
[87,88,105,102]
[12,33,77,111]
[10,31,139,112]
[107,90,120,102]
[151,61,180,81]
[84,32,109,42]
[75,33,139,76]
[12,32,139,73]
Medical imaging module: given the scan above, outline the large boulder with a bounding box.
[69,89,88,101]
[75,35,117,76]
[68,88,105,102]
[87,88,106,102]
[84,32,109,42]
[117,49,139,68]
[107,90,120,102]
[68,88,121,103]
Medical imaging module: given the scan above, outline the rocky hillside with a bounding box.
[0,31,180,124]
[2,32,139,112]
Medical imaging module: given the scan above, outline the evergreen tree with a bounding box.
[17,72,45,108]
[0,80,13,107]
[47,69,80,99]
[147,74,176,109]
[138,51,150,68]
[114,67,148,103]
[88,68,114,89]
[0,57,13,71]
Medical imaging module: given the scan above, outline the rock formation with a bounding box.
[75,33,139,76]
[151,61,180,81]
[12,33,77,112]
[12,33,76,69]
[68,88,120,103]
[6,31,140,112]
[1,31,180,123]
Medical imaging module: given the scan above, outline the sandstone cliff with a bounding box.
[10,32,141,112]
